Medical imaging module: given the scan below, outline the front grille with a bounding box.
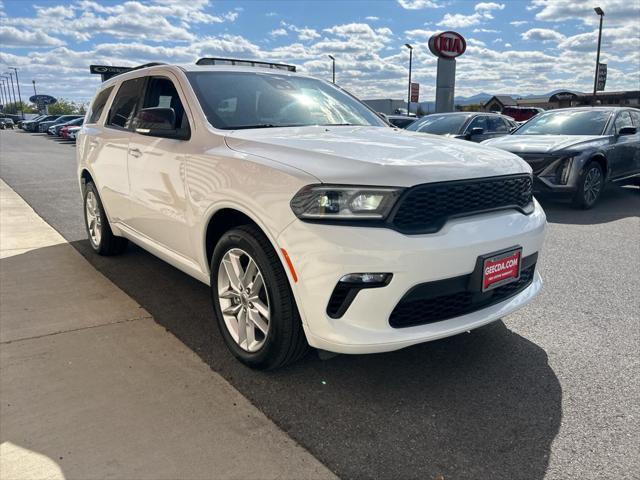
[389,262,536,328]
[389,174,533,234]
[516,154,558,175]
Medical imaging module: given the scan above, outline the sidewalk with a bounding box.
[0,179,336,480]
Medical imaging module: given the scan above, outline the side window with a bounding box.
[629,110,640,126]
[107,77,145,129]
[467,116,488,132]
[488,116,510,133]
[141,76,190,131]
[87,86,113,124]
[614,111,633,131]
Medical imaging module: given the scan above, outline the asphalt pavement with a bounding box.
[1,129,638,480]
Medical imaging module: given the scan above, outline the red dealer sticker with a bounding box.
[482,248,522,292]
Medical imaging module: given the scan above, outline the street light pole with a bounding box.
[10,67,24,119]
[328,55,335,84]
[1,76,14,107]
[592,7,605,102]
[404,43,413,115]
[7,72,18,112]
[0,81,6,109]
[32,80,37,96]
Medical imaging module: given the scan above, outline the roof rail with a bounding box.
[196,57,296,72]
[130,62,167,71]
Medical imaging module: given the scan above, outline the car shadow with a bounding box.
[69,238,562,480]
[538,184,639,225]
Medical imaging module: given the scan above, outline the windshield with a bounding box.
[406,114,469,135]
[187,71,385,129]
[515,110,611,136]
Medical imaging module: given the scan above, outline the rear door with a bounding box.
[125,74,194,259]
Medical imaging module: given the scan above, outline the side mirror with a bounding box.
[133,107,189,140]
[509,126,518,133]
[618,126,637,136]
[469,127,484,136]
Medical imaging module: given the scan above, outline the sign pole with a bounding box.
[435,58,456,112]
[592,8,604,102]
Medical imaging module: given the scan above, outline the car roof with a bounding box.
[547,106,633,112]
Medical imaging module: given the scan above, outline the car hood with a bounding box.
[224,126,529,186]
[482,134,605,154]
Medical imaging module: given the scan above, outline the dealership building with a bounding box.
[483,90,640,112]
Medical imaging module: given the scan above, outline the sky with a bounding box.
[0,0,639,105]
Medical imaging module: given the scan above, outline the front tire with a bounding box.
[83,181,128,255]
[572,161,604,209]
[210,225,308,369]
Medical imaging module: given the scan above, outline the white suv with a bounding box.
[77,60,546,369]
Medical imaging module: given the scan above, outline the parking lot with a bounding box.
[1,129,639,479]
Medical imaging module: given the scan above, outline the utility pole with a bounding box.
[328,55,335,84]
[405,43,413,115]
[592,7,605,102]
[10,67,24,119]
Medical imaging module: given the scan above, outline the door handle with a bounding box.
[129,148,142,158]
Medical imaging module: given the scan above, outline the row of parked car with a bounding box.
[17,113,85,140]
[382,107,640,208]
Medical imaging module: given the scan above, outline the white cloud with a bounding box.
[269,28,287,37]
[474,2,505,12]
[510,20,528,26]
[437,2,504,28]
[397,0,442,9]
[521,28,566,43]
[365,16,379,21]
[504,42,512,47]
[530,0,639,27]
[473,28,500,33]
[0,26,65,47]
[468,38,487,47]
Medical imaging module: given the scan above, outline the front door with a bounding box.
[608,111,639,179]
[125,74,194,259]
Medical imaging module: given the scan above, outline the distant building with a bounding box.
[363,99,407,115]
[482,90,639,112]
[483,95,517,112]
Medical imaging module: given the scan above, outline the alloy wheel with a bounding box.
[583,166,602,206]
[85,191,102,247]
[217,248,271,352]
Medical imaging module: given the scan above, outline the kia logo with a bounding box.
[428,31,467,59]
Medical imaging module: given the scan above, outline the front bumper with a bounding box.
[277,199,547,354]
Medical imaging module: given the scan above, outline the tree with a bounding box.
[1,101,37,115]
[47,98,79,115]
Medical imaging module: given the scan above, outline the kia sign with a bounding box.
[428,31,466,59]
[410,82,419,103]
[29,94,57,105]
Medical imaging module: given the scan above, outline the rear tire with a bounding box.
[572,161,603,209]
[83,181,128,255]
[210,225,308,369]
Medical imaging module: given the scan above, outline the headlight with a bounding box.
[290,185,404,220]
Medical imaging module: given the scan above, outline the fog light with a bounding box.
[339,273,392,285]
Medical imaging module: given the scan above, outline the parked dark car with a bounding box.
[41,115,82,133]
[52,117,84,136]
[24,115,59,132]
[483,107,640,208]
[502,106,545,123]
[406,112,518,142]
[20,114,47,130]
[385,114,417,129]
[0,118,15,129]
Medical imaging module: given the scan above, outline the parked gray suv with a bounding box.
[483,107,640,208]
